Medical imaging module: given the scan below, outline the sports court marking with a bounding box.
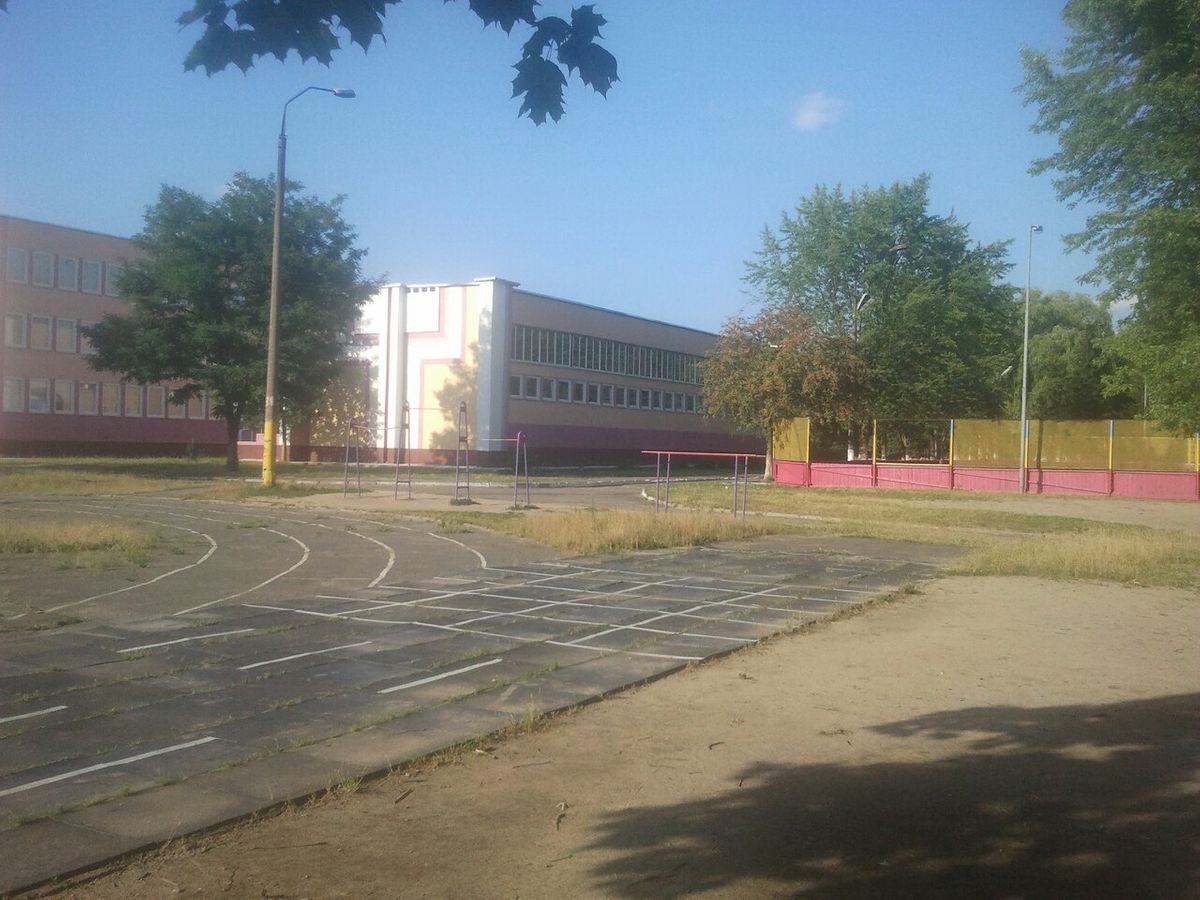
[377,658,504,694]
[118,628,255,654]
[0,705,68,725]
[238,640,374,671]
[173,528,311,616]
[0,737,218,799]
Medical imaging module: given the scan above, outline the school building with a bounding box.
[329,278,761,464]
[0,215,226,456]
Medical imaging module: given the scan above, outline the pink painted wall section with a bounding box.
[508,421,763,454]
[876,464,951,490]
[772,461,1200,502]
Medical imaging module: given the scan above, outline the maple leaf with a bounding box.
[512,55,567,124]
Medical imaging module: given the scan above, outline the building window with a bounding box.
[664,391,675,411]
[104,263,124,297]
[509,375,522,398]
[523,376,538,399]
[685,394,696,413]
[31,251,55,287]
[30,316,51,350]
[6,247,29,283]
[81,260,102,294]
[54,319,77,353]
[54,380,75,414]
[28,379,50,413]
[3,313,25,348]
[78,382,99,415]
[586,382,599,404]
[571,381,585,403]
[556,379,570,402]
[101,382,121,415]
[540,378,554,400]
[3,377,24,412]
[168,395,187,418]
[124,383,143,417]
[187,394,205,419]
[78,322,95,355]
[600,384,613,405]
[146,385,166,417]
[640,389,651,409]
[614,386,627,408]
[59,257,79,291]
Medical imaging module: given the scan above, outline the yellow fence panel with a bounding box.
[1028,420,1110,470]
[772,418,809,462]
[951,420,1021,468]
[1112,420,1197,472]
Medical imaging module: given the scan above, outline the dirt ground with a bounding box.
[43,571,1198,899]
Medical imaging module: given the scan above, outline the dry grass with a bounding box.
[0,519,159,567]
[957,526,1200,587]
[670,481,1200,587]
[403,507,780,555]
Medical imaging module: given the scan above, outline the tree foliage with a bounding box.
[701,305,866,446]
[83,174,373,470]
[1021,289,1134,420]
[1021,0,1200,430]
[178,0,618,124]
[745,176,1018,422]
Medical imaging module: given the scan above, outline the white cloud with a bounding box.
[792,91,846,132]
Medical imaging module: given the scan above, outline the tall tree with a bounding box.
[178,0,618,124]
[747,176,1018,421]
[84,174,373,471]
[1021,0,1200,431]
[701,305,866,474]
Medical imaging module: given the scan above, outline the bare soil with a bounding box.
[46,574,1199,899]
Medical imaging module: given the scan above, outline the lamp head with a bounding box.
[333,89,356,98]
[1031,224,1043,234]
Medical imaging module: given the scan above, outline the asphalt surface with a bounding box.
[0,484,959,895]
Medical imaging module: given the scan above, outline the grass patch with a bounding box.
[411,507,782,555]
[176,482,338,501]
[956,525,1200,587]
[671,482,1200,587]
[0,519,159,567]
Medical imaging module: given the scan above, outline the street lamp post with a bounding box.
[1017,224,1043,494]
[262,86,355,487]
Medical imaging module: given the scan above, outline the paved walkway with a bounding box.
[0,484,957,896]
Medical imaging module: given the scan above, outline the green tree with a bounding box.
[1018,289,1134,419]
[747,176,1018,421]
[84,174,373,471]
[701,305,866,474]
[178,0,618,124]
[1021,0,1200,431]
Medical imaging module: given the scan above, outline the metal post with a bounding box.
[871,419,878,488]
[664,453,672,514]
[1018,224,1043,494]
[731,456,739,515]
[654,453,661,512]
[948,418,956,491]
[741,456,749,517]
[1108,419,1115,496]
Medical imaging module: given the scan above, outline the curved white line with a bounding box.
[172,528,310,616]
[426,532,488,568]
[313,523,396,588]
[43,521,220,614]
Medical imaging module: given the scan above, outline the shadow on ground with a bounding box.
[586,693,1200,898]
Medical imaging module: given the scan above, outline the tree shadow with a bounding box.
[585,693,1200,898]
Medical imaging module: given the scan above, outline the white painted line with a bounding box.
[238,640,373,671]
[44,522,219,613]
[0,736,218,799]
[546,641,701,662]
[313,524,396,588]
[426,532,488,568]
[377,658,503,694]
[173,528,311,615]
[118,628,255,653]
[0,705,67,725]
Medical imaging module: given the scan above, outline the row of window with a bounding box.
[511,324,703,385]
[4,314,93,353]
[509,374,705,414]
[2,377,213,419]
[5,247,123,296]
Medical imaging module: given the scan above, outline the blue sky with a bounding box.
[0,2,1094,333]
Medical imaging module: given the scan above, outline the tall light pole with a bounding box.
[262,86,355,486]
[1017,224,1043,494]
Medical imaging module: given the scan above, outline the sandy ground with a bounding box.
[44,573,1199,900]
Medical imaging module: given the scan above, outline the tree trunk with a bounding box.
[224,417,241,473]
[762,419,775,482]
